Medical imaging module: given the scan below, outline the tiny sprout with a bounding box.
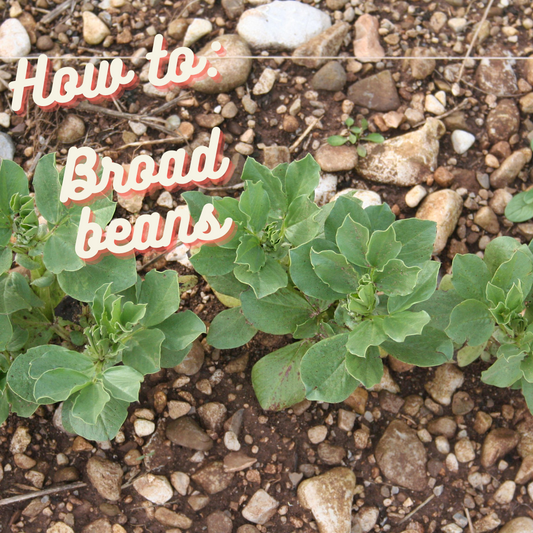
[327,116,385,157]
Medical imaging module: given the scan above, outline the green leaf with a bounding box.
[102,366,144,402]
[310,248,359,295]
[336,216,370,268]
[521,354,533,383]
[482,354,524,388]
[346,319,387,357]
[15,253,40,271]
[325,195,370,242]
[181,191,214,222]
[0,160,29,219]
[0,247,12,276]
[8,387,38,417]
[374,259,420,296]
[446,299,494,346]
[0,272,44,314]
[505,191,533,223]
[240,158,286,216]
[393,219,437,267]
[190,244,236,276]
[284,154,321,204]
[387,261,439,313]
[451,254,491,302]
[357,145,367,158]
[345,346,383,388]
[207,307,257,349]
[345,117,354,127]
[301,334,359,403]
[289,239,342,301]
[235,234,266,273]
[366,226,401,268]
[205,272,247,299]
[34,369,92,403]
[0,314,12,350]
[6,346,50,403]
[457,344,486,367]
[522,378,533,414]
[484,237,522,276]
[284,195,320,229]
[365,133,385,143]
[71,381,110,426]
[33,153,67,225]
[240,287,314,335]
[252,340,309,411]
[381,327,454,367]
[122,328,165,375]
[486,282,506,307]
[234,257,288,299]
[328,135,348,146]
[158,310,206,352]
[43,223,85,274]
[491,246,533,297]
[138,269,180,327]
[29,347,93,378]
[63,394,129,441]
[239,181,271,233]
[382,311,430,342]
[67,193,116,229]
[411,289,463,331]
[58,254,137,302]
[364,204,395,232]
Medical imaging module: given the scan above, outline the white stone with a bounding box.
[224,431,241,451]
[82,11,110,46]
[237,1,331,51]
[435,436,450,454]
[331,188,382,208]
[446,453,459,472]
[425,94,446,115]
[242,489,279,524]
[10,426,31,455]
[133,474,173,504]
[183,19,213,47]
[308,426,328,444]
[134,419,155,437]
[405,184,427,208]
[494,480,516,504]
[448,17,468,32]
[355,506,379,533]
[157,191,174,209]
[170,471,190,496]
[0,113,10,128]
[253,68,277,95]
[0,19,30,62]
[315,173,338,206]
[451,130,476,154]
[129,121,147,136]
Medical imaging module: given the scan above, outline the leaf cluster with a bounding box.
[327,117,385,157]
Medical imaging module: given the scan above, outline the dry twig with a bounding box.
[40,0,77,25]
[289,117,320,153]
[398,493,436,525]
[0,482,87,507]
[465,508,475,533]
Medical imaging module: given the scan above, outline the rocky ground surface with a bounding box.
[2,0,533,531]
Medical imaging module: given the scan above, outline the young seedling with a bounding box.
[327,117,385,157]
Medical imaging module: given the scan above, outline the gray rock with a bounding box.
[353,14,384,63]
[192,461,235,494]
[500,518,533,533]
[82,519,112,533]
[0,19,31,62]
[166,417,214,451]
[490,149,532,189]
[486,99,520,142]
[174,340,204,375]
[252,68,277,95]
[222,0,244,19]
[192,35,252,94]
[476,53,518,96]
[57,115,86,144]
[355,118,445,186]
[427,417,457,439]
[416,190,463,254]
[154,507,192,529]
[292,22,350,69]
[409,47,436,80]
[424,364,464,406]
[354,506,379,533]
[242,489,279,525]
[315,144,358,172]
[207,511,233,533]
[237,1,331,51]
[481,428,520,468]
[311,61,346,91]
[317,442,346,465]
[297,468,356,533]
[375,420,427,491]
[0,133,15,162]
[347,71,400,112]
[263,145,290,169]
[86,457,122,501]
[474,206,499,234]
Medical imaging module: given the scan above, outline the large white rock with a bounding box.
[0,19,31,62]
[237,1,331,51]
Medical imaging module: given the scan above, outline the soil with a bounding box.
[1,0,533,531]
